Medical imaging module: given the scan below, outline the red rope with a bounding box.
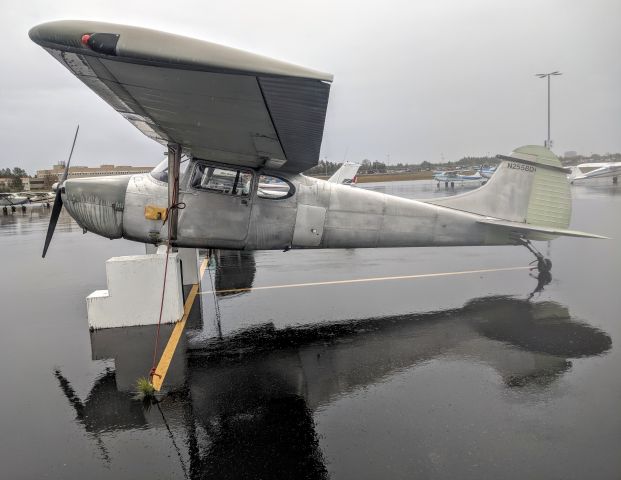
[149,159,185,382]
[149,241,170,380]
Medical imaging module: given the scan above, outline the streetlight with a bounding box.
[535,71,562,149]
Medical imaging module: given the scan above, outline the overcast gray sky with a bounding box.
[2,0,620,173]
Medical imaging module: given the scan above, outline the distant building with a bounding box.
[36,162,154,180]
[564,151,578,158]
[29,177,47,191]
[0,176,31,191]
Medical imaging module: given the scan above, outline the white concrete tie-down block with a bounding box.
[86,252,184,329]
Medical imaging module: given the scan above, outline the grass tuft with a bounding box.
[135,377,155,399]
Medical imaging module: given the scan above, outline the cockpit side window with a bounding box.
[257,175,295,199]
[190,164,252,197]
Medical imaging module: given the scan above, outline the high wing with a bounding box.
[29,20,333,174]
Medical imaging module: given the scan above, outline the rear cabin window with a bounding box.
[191,165,252,196]
[257,175,294,199]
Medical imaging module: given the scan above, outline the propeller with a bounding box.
[42,125,80,258]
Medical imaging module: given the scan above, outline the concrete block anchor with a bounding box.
[86,251,184,329]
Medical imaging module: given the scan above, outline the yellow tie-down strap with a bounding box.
[144,205,168,221]
[151,258,210,391]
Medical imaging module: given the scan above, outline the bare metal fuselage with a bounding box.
[61,160,514,251]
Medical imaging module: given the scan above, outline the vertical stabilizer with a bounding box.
[328,162,362,185]
[427,146,571,229]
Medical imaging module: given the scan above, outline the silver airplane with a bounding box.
[29,20,605,264]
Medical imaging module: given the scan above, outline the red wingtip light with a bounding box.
[81,34,91,46]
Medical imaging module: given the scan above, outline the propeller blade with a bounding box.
[42,125,80,258]
[42,188,63,258]
[62,125,80,183]
[42,189,63,258]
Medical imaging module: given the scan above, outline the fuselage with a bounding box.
[60,158,514,251]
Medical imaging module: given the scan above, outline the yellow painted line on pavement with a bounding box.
[200,266,531,295]
[152,257,209,391]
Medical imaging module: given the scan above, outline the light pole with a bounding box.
[535,71,562,149]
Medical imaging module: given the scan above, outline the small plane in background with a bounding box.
[29,20,606,270]
[0,192,30,207]
[477,166,497,179]
[327,161,361,186]
[1,191,54,212]
[433,169,484,188]
[568,162,621,184]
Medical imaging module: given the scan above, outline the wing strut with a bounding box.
[167,143,181,242]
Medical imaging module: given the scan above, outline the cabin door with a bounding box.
[178,161,254,248]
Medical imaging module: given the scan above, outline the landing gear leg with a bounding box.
[2,206,7,215]
[520,238,553,299]
[11,205,16,213]
[450,181,455,189]
[21,205,27,213]
[445,181,448,188]
[519,238,552,274]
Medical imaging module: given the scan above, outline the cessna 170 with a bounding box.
[29,20,606,264]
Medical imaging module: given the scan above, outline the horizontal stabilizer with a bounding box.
[477,217,609,239]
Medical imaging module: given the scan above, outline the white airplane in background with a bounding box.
[327,162,361,185]
[433,170,484,187]
[1,191,55,212]
[568,162,621,184]
[0,192,30,207]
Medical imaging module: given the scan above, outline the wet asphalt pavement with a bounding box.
[1,180,620,479]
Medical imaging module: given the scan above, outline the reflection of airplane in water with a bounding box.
[54,285,611,477]
[211,250,256,298]
[568,162,621,184]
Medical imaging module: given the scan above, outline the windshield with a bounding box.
[150,157,190,183]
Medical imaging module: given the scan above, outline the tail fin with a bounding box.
[428,145,571,230]
[329,162,362,185]
[567,165,581,182]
